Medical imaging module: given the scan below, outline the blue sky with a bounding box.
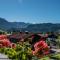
[0,0,60,23]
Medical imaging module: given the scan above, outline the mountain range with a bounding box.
[0,17,60,32]
[0,18,30,30]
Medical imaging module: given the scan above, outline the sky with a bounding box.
[0,0,60,23]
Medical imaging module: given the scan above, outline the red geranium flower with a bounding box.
[0,35,7,40]
[11,43,16,48]
[0,44,3,48]
[0,39,11,47]
[32,40,49,57]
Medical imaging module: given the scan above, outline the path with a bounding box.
[0,53,11,60]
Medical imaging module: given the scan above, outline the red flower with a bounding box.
[0,44,3,48]
[32,40,49,56]
[11,43,16,48]
[43,51,49,55]
[0,35,7,40]
[0,39,11,47]
[34,40,49,50]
